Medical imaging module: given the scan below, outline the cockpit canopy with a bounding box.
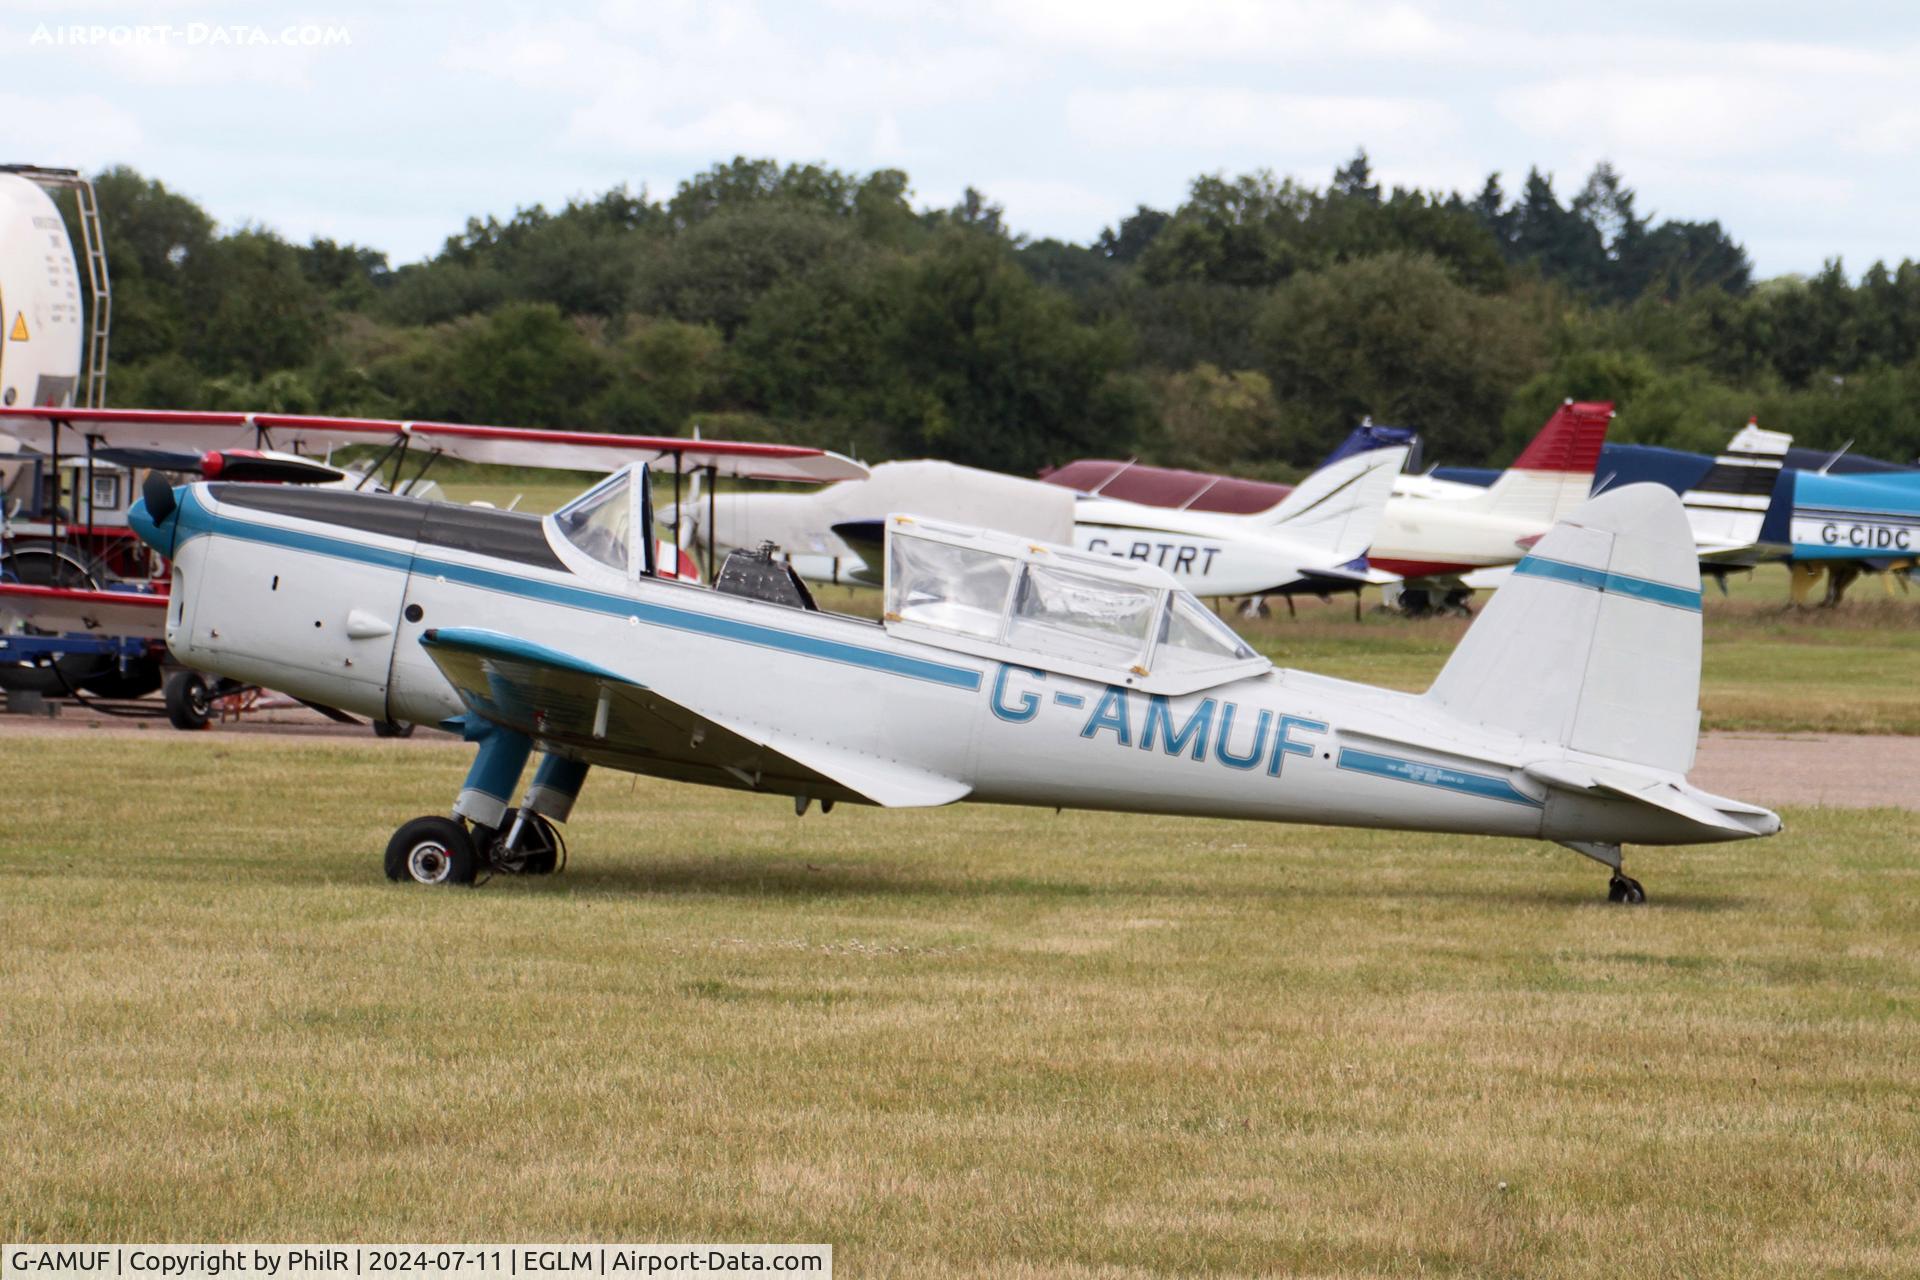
[547,463,656,579]
[882,515,1270,695]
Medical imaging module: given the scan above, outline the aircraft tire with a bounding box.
[1607,874,1646,905]
[164,670,213,730]
[371,719,415,739]
[385,816,477,886]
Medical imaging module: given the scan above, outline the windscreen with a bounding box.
[1005,562,1158,667]
[1156,591,1260,671]
[886,533,1018,639]
[553,473,632,572]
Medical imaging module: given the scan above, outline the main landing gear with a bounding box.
[1561,841,1648,905]
[384,808,567,885]
[384,716,588,886]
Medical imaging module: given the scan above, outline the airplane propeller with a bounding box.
[94,446,349,485]
[676,464,706,553]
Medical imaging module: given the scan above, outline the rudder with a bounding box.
[1478,400,1613,525]
[1254,444,1409,562]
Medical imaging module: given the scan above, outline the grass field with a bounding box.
[3,732,1916,1275]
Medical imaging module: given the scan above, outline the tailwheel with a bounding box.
[1607,874,1647,905]
[385,815,478,886]
[482,808,564,876]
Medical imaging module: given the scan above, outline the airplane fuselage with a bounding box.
[143,483,1754,849]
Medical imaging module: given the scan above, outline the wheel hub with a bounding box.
[407,841,452,884]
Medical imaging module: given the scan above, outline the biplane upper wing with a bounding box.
[0,583,169,638]
[418,626,970,808]
[0,407,868,483]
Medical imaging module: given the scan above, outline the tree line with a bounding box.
[79,153,1920,479]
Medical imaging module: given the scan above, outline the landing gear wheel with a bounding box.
[371,719,415,739]
[484,808,562,875]
[164,670,212,730]
[385,816,478,885]
[1608,874,1646,905]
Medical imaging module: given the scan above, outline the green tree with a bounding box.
[1137,171,1312,288]
[1144,364,1283,468]
[1253,251,1544,462]
[88,166,215,364]
[638,208,862,337]
[426,302,609,427]
[1095,206,1171,264]
[178,229,327,378]
[878,234,1149,470]
[590,317,724,434]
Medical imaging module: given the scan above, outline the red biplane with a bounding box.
[0,405,864,728]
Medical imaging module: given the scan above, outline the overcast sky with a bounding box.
[5,1,1916,278]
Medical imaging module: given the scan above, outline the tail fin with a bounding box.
[1680,419,1792,552]
[1477,400,1613,525]
[1425,484,1703,774]
[1254,444,1409,562]
[1320,419,1418,468]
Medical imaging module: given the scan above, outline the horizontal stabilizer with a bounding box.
[1524,760,1752,835]
[421,626,969,808]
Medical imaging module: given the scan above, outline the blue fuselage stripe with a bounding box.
[174,490,983,691]
[1513,555,1703,612]
[1336,747,1541,808]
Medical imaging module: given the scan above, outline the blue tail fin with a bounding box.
[1322,421,1418,469]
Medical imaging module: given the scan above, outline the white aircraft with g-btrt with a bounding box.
[676,438,1410,599]
[126,464,1778,902]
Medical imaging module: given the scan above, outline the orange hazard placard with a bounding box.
[8,312,26,342]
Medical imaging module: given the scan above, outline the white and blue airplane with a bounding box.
[126,465,1778,901]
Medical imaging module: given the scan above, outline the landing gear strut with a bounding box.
[481,807,564,876]
[1561,840,1648,905]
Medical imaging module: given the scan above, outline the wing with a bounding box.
[419,627,969,808]
[401,421,867,482]
[0,408,867,484]
[0,584,169,639]
[0,407,401,457]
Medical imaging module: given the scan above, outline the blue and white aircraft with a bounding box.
[126,466,1779,902]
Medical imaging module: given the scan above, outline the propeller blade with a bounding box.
[94,446,346,485]
[202,450,347,484]
[95,446,204,473]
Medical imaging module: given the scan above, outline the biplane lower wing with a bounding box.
[419,627,970,809]
[0,583,168,639]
